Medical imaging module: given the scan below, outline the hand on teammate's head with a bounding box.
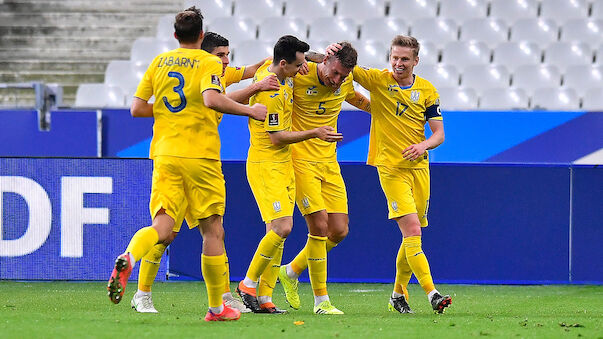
[325,43,342,56]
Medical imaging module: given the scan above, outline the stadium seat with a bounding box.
[284,0,335,19]
[206,17,257,44]
[544,42,593,73]
[479,88,529,110]
[416,64,460,89]
[233,0,283,20]
[598,45,603,64]
[531,87,580,110]
[440,41,490,69]
[563,65,603,93]
[510,19,559,47]
[183,0,233,18]
[512,65,562,95]
[413,41,439,74]
[461,65,510,95]
[130,37,177,68]
[492,42,541,71]
[389,0,438,24]
[540,0,588,23]
[356,40,388,69]
[459,18,509,48]
[232,40,272,66]
[104,60,140,96]
[360,18,408,43]
[336,0,386,20]
[593,0,603,19]
[438,87,478,110]
[156,14,174,41]
[75,83,125,108]
[258,17,307,43]
[439,0,488,22]
[410,18,459,45]
[308,17,358,42]
[581,87,603,110]
[560,19,603,48]
[306,39,330,53]
[489,0,539,21]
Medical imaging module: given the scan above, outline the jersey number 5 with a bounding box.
[316,101,326,115]
[395,101,408,116]
[163,71,187,113]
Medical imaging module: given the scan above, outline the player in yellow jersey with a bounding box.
[236,35,344,314]
[106,7,267,322]
[130,31,279,315]
[327,35,451,314]
[276,42,371,313]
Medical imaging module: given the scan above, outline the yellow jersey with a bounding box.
[247,60,294,162]
[291,62,356,161]
[352,66,442,168]
[223,66,245,88]
[135,48,224,160]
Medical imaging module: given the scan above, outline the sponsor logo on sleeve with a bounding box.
[211,74,221,86]
[268,113,279,126]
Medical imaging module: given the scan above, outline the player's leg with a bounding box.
[257,222,287,313]
[222,242,251,313]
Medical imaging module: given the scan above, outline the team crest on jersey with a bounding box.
[410,90,420,103]
[391,201,399,212]
[302,197,310,209]
[286,78,294,88]
[273,201,282,213]
[211,74,221,86]
[306,86,318,95]
[387,85,399,96]
[268,113,279,126]
[334,87,341,95]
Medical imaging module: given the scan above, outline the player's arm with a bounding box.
[242,57,271,80]
[345,90,371,113]
[402,118,445,161]
[203,89,266,121]
[268,126,343,147]
[130,97,154,117]
[226,74,280,104]
[131,60,156,117]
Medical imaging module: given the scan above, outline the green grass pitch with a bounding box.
[1,281,601,338]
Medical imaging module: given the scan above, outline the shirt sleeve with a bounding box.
[200,57,224,94]
[264,90,285,132]
[223,66,246,87]
[352,65,377,92]
[133,59,156,101]
[343,74,357,101]
[424,87,442,121]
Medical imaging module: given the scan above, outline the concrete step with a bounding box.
[0,25,153,38]
[0,70,105,83]
[0,0,182,13]
[0,12,172,27]
[0,60,108,72]
[0,47,129,59]
[0,35,137,49]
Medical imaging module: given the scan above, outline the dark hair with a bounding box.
[328,41,357,69]
[174,6,204,44]
[273,35,310,64]
[201,32,229,53]
[391,35,420,58]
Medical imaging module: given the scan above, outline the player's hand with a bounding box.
[298,61,309,75]
[314,126,343,143]
[325,43,342,56]
[249,103,267,121]
[402,143,427,161]
[256,74,280,91]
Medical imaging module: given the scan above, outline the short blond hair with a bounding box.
[391,35,420,58]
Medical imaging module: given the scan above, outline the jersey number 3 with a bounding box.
[163,71,187,113]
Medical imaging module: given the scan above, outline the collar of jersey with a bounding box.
[396,74,416,90]
[316,64,326,86]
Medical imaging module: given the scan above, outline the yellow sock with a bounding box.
[138,243,166,292]
[307,234,328,296]
[245,230,285,282]
[202,253,227,308]
[394,241,412,301]
[258,244,283,298]
[125,226,159,262]
[224,250,231,294]
[404,236,435,294]
[290,237,338,275]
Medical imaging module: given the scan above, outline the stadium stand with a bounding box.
[440,41,491,69]
[560,19,603,48]
[461,65,511,96]
[336,0,386,20]
[479,88,530,110]
[437,87,478,110]
[512,65,562,95]
[582,87,603,110]
[544,42,593,73]
[459,18,509,48]
[206,17,257,44]
[284,0,335,19]
[183,0,233,17]
[410,18,459,45]
[563,65,603,93]
[489,0,539,21]
[308,17,358,42]
[360,18,409,43]
[233,0,284,20]
[492,42,542,72]
[532,87,580,110]
[258,17,308,44]
[510,19,560,48]
[540,0,589,23]
[438,0,488,22]
[75,83,125,108]
[388,0,438,24]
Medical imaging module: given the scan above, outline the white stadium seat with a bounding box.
[440,41,490,69]
[389,0,438,25]
[156,14,174,41]
[544,42,593,73]
[306,39,330,53]
[489,0,539,21]
[439,0,488,22]
[581,88,603,110]
[593,0,603,19]
[130,37,177,68]
[183,0,233,18]
[531,88,580,110]
[75,83,125,108]
[416,64,460,89]
[411,18,459,45]
[233,0,283,20]
[360,18,408,43]
[540,0,588,23]
[206,17,257,44]
[479,88,529,110]
[459,18,509,48]
[560,19,603,48]
[563,65,603,93]
[284,0,335,19]
[258,17,307,43]
[510,19,559,47]
[412,41,439,74]
[232,40,272,66]
[598,45,603,64]
[461,65,510,95]
[308,17,358,42]
[438,87,478,110]
[337,0,386,21]
[356,40,388,69]
[492,42,541,71]
[104,60,140,96]
[512,65,562,94]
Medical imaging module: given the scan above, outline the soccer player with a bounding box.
[106,7,267,322]
[236,35,343,314]
[326,35,452,314]
[277,42,371,313]
[130,31,279,314]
